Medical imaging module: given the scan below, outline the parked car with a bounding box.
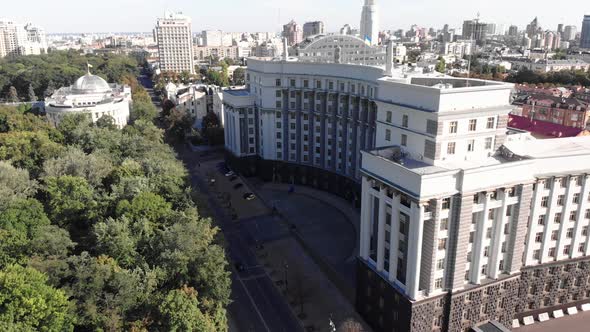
[225,171,235,177]
[233,183,244,190]
[243,193,256,201]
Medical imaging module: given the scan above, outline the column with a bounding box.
[471,193,490,283]
[572,176,589,258]
[406,202,425,300]
[489,190,508,279]
[556,176,575,260]
[360,177,371,259]
[540,178,558,264]
[524,182,542,266]
[508,184,533,274]
[388,194,401,282]
[376,187,387,272]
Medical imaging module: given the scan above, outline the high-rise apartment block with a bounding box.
[508,25,518,37]
[581,15,590,49]
[154,11,195,74]
[563,25,577,41]
[0,20,47,57]
[303,21,325,38]
[283,20,303,46]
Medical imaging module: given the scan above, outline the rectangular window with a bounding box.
[557,195,565,206]
[538,215,546,225]
[402,115,409,128]
[564,245,571,255]
[438,238,447,250]
[275,90,282,97]
[535,232,543,243]
[435,278,443,289]
[533,250,540,259]
[276,101,282,108]
[437,259,445,270]
[401,134,407,147]
[554,213,562,224]
[549,247,556,257]
[574,193,581,204]
[570,211,577,221]
[385,129,391,142]
[442,198,451,210]
[541,196,549,207]
[467,139,475,152]
[303,80,309,88]
[276,79,281,86]
[481,264,488,275]
[485,137,493,150]
[386,111,392,123]
[447,142,456,155]
[449,121,458,134]
[440,218,449,231]
[469,119,477,131]
[567,228,574,239]
[551,230,559,241]
[487,117,495,129]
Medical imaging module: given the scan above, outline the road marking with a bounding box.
[235,271,272,332]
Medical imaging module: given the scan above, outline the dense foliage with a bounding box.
[506,68,590,87]
[0,50,139,102]
[0,72,230,330]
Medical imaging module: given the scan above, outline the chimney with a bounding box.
[282,37,288,61]
[385,40,394,76]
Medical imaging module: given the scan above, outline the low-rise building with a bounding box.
[45,70,131,128]
[509,58,590,73]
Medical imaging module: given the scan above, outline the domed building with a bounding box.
[45,69,132,128]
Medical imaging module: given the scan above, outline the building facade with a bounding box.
[223,54,590,331]
[563,25,577,42]
[360,0,379,45]
[581,15,590,49]
[283,20,303,46]
[303,21,325,38]
[154,11,195,74]
[45,70,132,129]
[194,45,239,61]
[0,20,47,57]
[296,34,387,66]
[462,20,488,45]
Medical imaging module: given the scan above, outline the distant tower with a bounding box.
[360,0,379,46]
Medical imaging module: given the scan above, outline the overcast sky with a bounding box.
[4,0,589,34]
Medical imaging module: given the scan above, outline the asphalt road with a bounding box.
[180,149,302,332]
[138,72,301,332]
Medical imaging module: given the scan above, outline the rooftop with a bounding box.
[224,89,250,97]
[503,136,590,159]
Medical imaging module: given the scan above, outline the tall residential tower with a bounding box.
[360,0,379,46]
[154,11,195,74]
[581,15,590,49]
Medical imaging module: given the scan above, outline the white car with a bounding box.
[225,171,235,177]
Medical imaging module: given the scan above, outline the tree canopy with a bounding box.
[0,56,230,331]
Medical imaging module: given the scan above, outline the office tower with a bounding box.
[526,17,540,37]
[563,25,577,41]
[282,20,303,46]
[508,25,518,37]
[581,15,590,49]
[202,30,223,47]
[360,0,379,45]
[303,21,325,38]
[557,24,564,34]
[154,11,195,74]
[462,20,488,45]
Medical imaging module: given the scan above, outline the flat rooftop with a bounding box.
[503,136,590,159]
[410,77,506,88]
[224,89,251,97]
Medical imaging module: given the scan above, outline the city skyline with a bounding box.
[3,0,589,34]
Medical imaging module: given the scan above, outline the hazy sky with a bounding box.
[4,0,589,34]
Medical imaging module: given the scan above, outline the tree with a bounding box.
[43,146,114,188]
[158,286,216,332]
[5,86,18,103]
[0,265,74,332]
[43,176,96,229]
[130,100,158,123]
[0,162,37,208]
[27,84,37,102]
[232,67,245,85]
[45,80,56,97]
[95,115,117,130]
[435,57,446,73]
[162,108,194,143]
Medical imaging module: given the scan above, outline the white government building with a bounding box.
[223,44,590,332]
[45,69,132,129]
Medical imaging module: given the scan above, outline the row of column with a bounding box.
[360,177,425,300]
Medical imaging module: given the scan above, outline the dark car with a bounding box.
[233,183,244,190]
